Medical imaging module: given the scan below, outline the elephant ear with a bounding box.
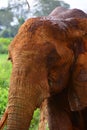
[68,19,87,111]
[46,18,87,98]
[46,18,87,110]
[68,52,87,111]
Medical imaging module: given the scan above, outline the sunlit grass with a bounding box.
[0,54,12,88]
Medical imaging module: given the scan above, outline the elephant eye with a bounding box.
[8,56,13,63]
[8,57,11,60]
[8,50,13,63]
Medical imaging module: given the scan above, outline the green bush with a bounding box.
[0,54,12,88]
[0,30,11,38]
[30,109,40,130]
[0,87,8,117]
[0,38,12,54]
[0,54,11,118]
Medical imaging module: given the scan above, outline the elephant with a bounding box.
[0,7,87,130]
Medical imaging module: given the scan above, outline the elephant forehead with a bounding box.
[9,19,57,58]
[9,18,40,50]
[18,18,40,33]
[9,17,79,51]
[9,39,56,67]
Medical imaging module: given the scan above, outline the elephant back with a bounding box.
[49,7,87,19]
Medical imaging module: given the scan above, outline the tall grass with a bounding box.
[0,54,12,88]
[0,54,12,116]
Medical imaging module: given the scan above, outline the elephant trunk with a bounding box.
[7,97,34,130]
[7,89,36,130]
[6,68,41,130]
[7,110,32,130]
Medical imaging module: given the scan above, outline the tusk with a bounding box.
[0,107,8,130]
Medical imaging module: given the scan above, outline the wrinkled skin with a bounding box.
[0,7,87,130]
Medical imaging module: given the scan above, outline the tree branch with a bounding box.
[26,0,30,10]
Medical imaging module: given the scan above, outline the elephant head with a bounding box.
[1,17,87,130]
